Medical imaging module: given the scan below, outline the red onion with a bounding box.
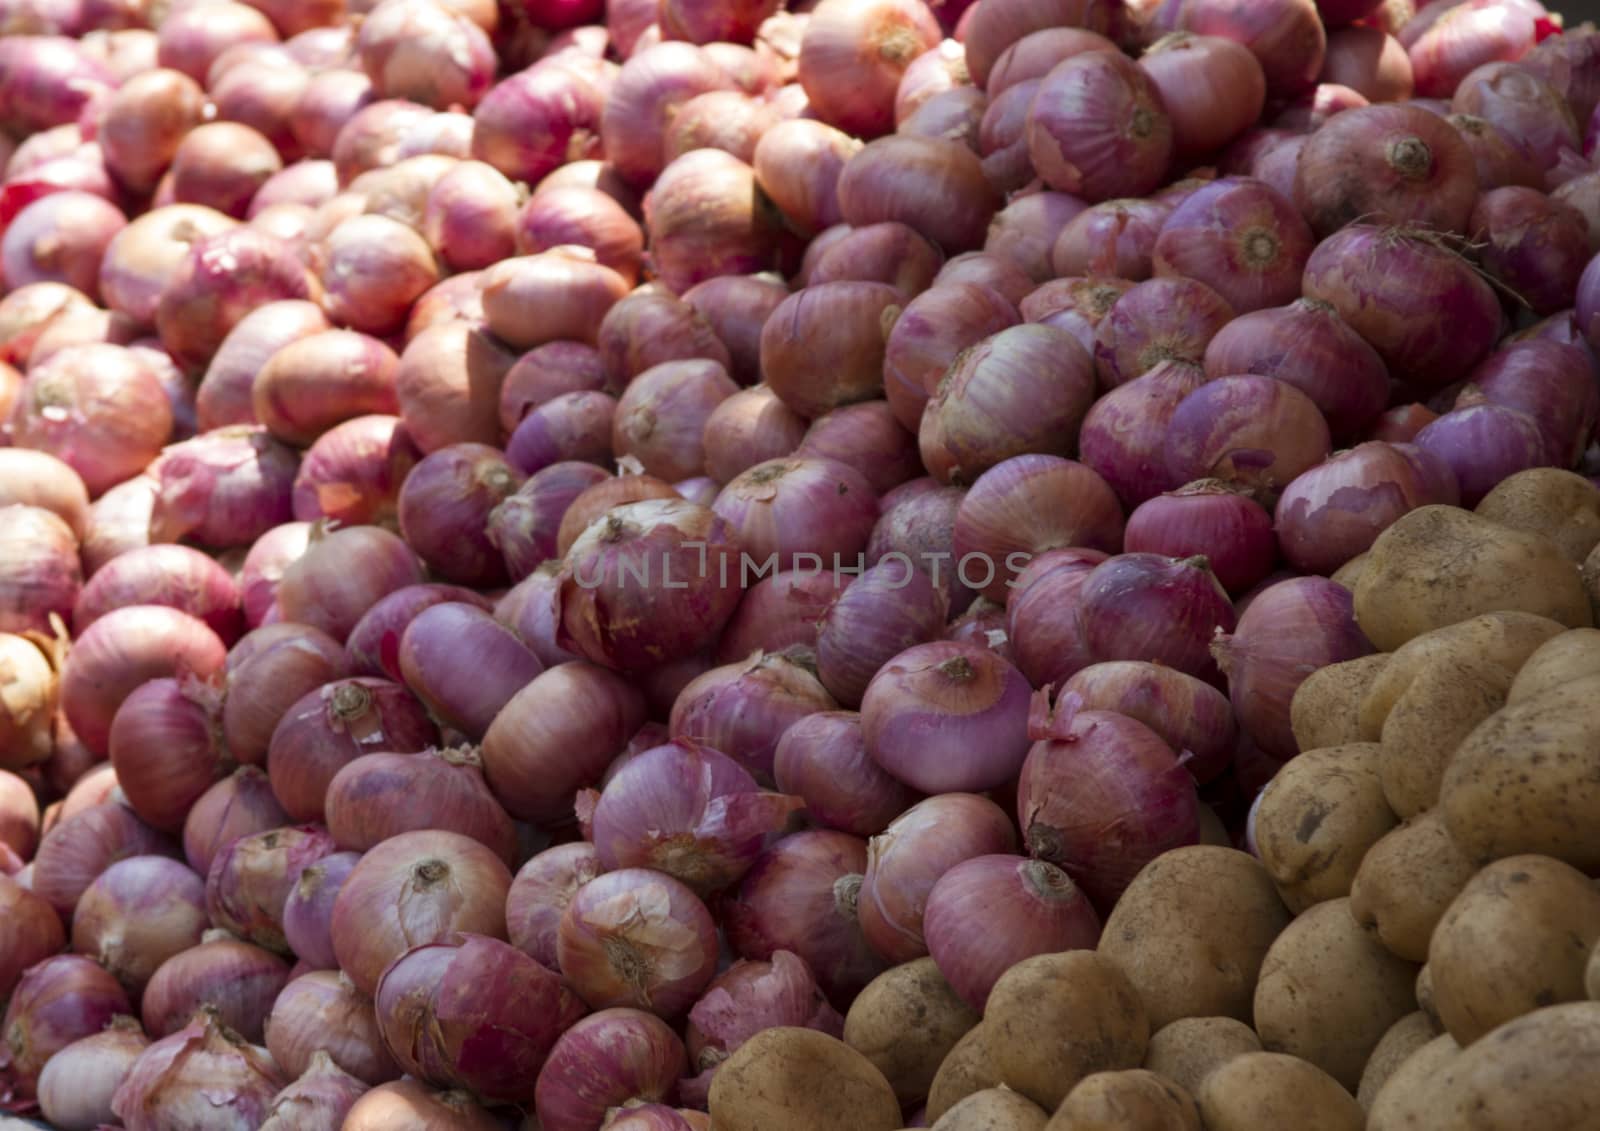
[714,569,852,664]
[469,61,605,186]
[808,221,944,297]
[796,401,922,498]
[1002,547,1107,690]
[897,83,985,148]
[375,933,584,1103]
[399,605,540,740]
[711,456,879,573]
[1073,359,1203,510]
[397,321,517,453]
[612,360,738,482]
[76,544,241,647]
[663,90,779,164]
[1454,60,1578,175]
[534,1008,688,1131]
[1150,177,1312,315]
[836,135,999,255]
[751,119,859,237]
[1320,25,1413,101]
[1021,277,1136,364]
[1,955,130,1100]
[259,1050,369,1131]
[330,828,510,996]
[0,37,112,136]
[1124,481,1275,595]
[1061,660,1239,784]
[724,829,886,1005]
[1148,0,1325,97]
[1078,553,1237,684]
[1212,576,1375,758]
[280,852,360,972]
[356,0,494,110]
[195,300,328,432]
[111,1005,284,1131]
[250,330,398,447]
[772,711,920,838]
[515,185,644,285]
[1,190,125,302]
[921,322,1096,485]
[418,162,517,273]
[797,0,941,138]
[1468,339,1598,466]
[597,289,728,390]
[0,875,65,1003]
[221,623,348,766]
[0,281,92,368]
[980,194,1087,286]
[1165,375,1332,499]
[679,274,787,386]
[205,824,336,954]
[934,251,1035,305]
[71,855,206,999]
[866,482,974,616]
[250,160,338,217]
[329,100,439,183]
[661,0,778,45]
[978,77,1042,193]
[859,792,1016,963]
[882,281,1018,432]
[557,474,683,556]
[1448,112,1542,193]
[1093,276,1234,390]
[669,649,838,784]
[276,524,424,641]
[0,448,89,539]
[814,561,949,708]
[1018,696,1199,908]
[1236,126,1309,201]
[291,416,418,526]
[265,677,436,821]
[164,122,283,220]
[51,758,116,824]
[643,149,782,295]
[1302,224,1502,391]
[598,43,728,188]
[391,443,521,586]
[317,214,439,337]
[1027,51,1172,202]
[344,1079,502,1130]
[155,228,315,372]
[1201,298,1389,443]
[984,25,1116,98]
[487,462,610,581]
[482,662,647,823]
[325,746,515,866]
[951,454,1125,601]
[265,969,398,1085]
[924,854,1101,1009]
[1272,81,1370,130]
[342,585,489,682]
[59,606,227,756]
[0,632,58,773]
[0,771,39,860]
[97,206,236,328]
[35,1016,149,1131]
[1556,173,1600,254]
[679,951,843,1105]
[182,767,288,877]
[703,386,808,485]
[507,842,605,970]
[1470,185,1587,315]
[0,505,79,637]
[18,305,136,371]
[106,676,225,833]
[482,247,631,350]
[1297,111,1467,239]
[500,343,612,432]
[1414,404,1552,505]
[1139,33,1265,158]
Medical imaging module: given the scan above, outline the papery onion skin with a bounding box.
[0,633,61,774]
[960,0,1119,89]
[0,448,90,539]
[280,851,361,973]
[1152,176,1314,315]
[1414,404,1553,507]
[797,0,943,140]
[859,792,1018,964]
[533,1008,688,1131]
[865,481,975,615]
[669,649,839,785]
[257,1049,370,1131]
[1470,185,1589,316]
[1,955,130,1102]
[1453,59,1577,176]
[1001,547,1107,693]
[1123,481,1277,596]
[923,854,1102,1010]
[882,281,1020,432]
[1164,375,1332,500]
[343,1079,503,1131]
[711,457,879,574]
[1050,199,1170,282]
[808,220,944,297]
[758,281,904,419]
[221,623,349,768]
[1026,50,1173,204]
[71,855,207,1000]
[773,711,921,838]
[0,875,65,1005]
[507,842,605,971]
[36,1016,149,1131]
[31,799,171,923]
[110,1005,285,1131]
[643,149,784,295]
[291,415,420,529]
[723,829,888,1006]
[469,62,605,187]
[182,767,288,878]
[325,745,516,865]
[481,248,631,351]
[0,505,81,636]
[1093,275,1234,390]
[265,969,398,1085]
[1061,660,1239,784]
[146,426,300,552]
[713,569,852,665]
[1017,700,1200,909]
[205,824,338,955]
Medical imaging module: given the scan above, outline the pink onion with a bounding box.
[0,632,58,773]
[1414,404,1552,506]
[516,184,644,285]
[1165,375,1332,499]
[533,1009,688,1131]
[924,854,1101,1009]
[205,824,337,954]
[487,462,611,582]
[0,505,79,636]
[601,43,730,187]
[837,134,999,254]
[1018,696,1199,908]
[250,331,398,447]
[1079,553,1236,685]
[155,228,315,372]
[713,569,852,664]
[111,1006,284,1131]
[981,193,1088,285]
[265,969,398,1085]
[221,623,349,766]
[182,767,288,878]
[0,877,62,1002]
[934,251,1035,304]
[325,746,514,867]
[1148,0,1326,98]
[1073,357,1203,510]
[71,855,207,1000]
[797,0,942,139]
[1453,59,1577,174]
[724,829,886,1005]
[289,70,376,160]
[1094,276,1234,390]
[470,61,606,186]
[670,650,838,785]
[1061,660,1239,784]
[329,99,439,183]
[1212,576,1375,759]
[1465,339,1599,466]
[482,247,630,350]
[702,386,808,485]
[1450,111,1542,192]
[500,343,612,433]
[75,544,241,647]
[1470,186,1588,315]
[344,1079,502,1130]
[356,0,494,110]
[859,792,1017,963]
[680,274,788,386]
[1003,547,1108,690]
[711,456,879,575]
[557,474,683,556]
[978,77,1041,193]
[0,771,39,860]
[882,281,1019,432]
[35,1016,149,1131]
[196,300,329,432]
[290,416,419,527]
[507,842,605,970]
[795,401,921,499]
[808,221,944,297]
[751,118,859,236]
[643,149,782,295]
[1,955,131,1101]
[106,676,225,833]
[663,90,778,164]
[951,454,1125,601]
[773,711,920,838]
[280,852,360,972]
[984,26,1116,99]
[250,162,339,215]
[0,447,89,539]
[960,0,1119,89]
[317,214,439,337]
[1,190,125,302]
[98,205,237,327]
[1320,25,1414,101]
[1140,32,1265,158]
[482,662,647,823]
[1151,176,1312,314]
[1026,51,1172,203]
[1123,482,1275,596]
[398,604,542,740]
[342,583,491,682]
[258,1050,369,1131]
[612,360,738,482]
[276,524,424,642]
[396,321,517,453]
[866,483,975,615]
[392,443,521,586]
[165,122,283,220]
[1022,276,1137,360]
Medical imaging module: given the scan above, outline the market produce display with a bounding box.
[7,0,1600,1127]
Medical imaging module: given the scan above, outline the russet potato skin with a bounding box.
[707,1026,902,1131]
[1046,1069,1200,1131]
[935,1086,1049,1131]
[1290,653,1390,752]
[1350,810,1477,963]
[1142,1017,1262,1098]
[1507,628,1600,705]
[1357,1011,1441,1111]
[843,957,980,1108]
[1196,1052,1364,1131]
[1475,469,1600,565]
[1365,1033,1461,1130]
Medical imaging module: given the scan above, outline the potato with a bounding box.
[1353,506,1589,653]
[1356,1012,1440,1111]
[1364,1033,1460,1131]
[1440,673,1600,871]
[1376,656,1512,818]
[1046,1069,1200,1131]
[1097,847,1290,1028]
[1507,628,1600,704]
[1389,1003,1600,1129]
[1142,1017,1262,1096]
[1253,743,1396,912]
[1195,1052,1364,1131]
[1349,810,1477,962]
[1415,965,1438,1027]
[1253,897,1419,1090]
[1427,854,1600,1045]
[1357,611,1563,740]
[1589,941,1600,1000]
[931,1087,1048,1131]
[1196,803,1229,847]
[983,952,1149,1111]
[1584,540,1600,623]
[926,1023,1004,1123]
[845,958,981,1107]
[1330,550,1369,592]
[708,1027,901,1131]
[1290,654,1389,752]
[1475,468,1600,563]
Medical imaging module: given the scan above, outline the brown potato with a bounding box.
[932,1087,1048,1130]
[1290,654,1390,752]
[926,1023,1004,1124]
[1428,855,1600,1046]
[708,1027,902,1131]
[1440,673,1600,871]
[1356,1011,1440,1111]
[1196,803,1230,847]
[1377,655,1513,818]
[1097,847,1289,1029]
[983,952,1148,1112]
[1415,964,1438,1027]
[1142,1017,1262,1097]
[845,958,981,1108]
[1364,1033,1460,1131]
[1046,1069,1200,1131]
[1353,506,1590,653]
[1253,898,1419,1090]
[1589,941,1600,1001]
[1349,811,1477,962]
[1253,743,1396,912]
[1476,468,1600,563]
[1507,628,1600,704]
[1330,550,1369,592]
[1584,539,1600,623]
[1388,1003,1600,1129]
[1196,1052,1364,1131]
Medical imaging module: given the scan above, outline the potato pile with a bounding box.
[708,471,1600,1130]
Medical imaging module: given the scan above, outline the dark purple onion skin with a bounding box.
[1414,404,1554,507]
[1078,360,1208,509]
[399,602,545,740]
[344,584,494,682]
